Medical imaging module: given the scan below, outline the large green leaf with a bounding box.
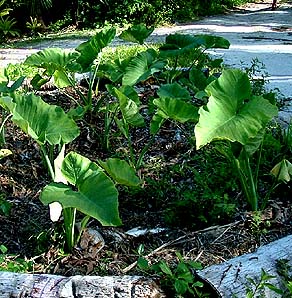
[76,27,116,71]
[157,83,191,101]
[153,97,199,123]
[61,150,101,185]
[98,158,141,187]
[41,152,121,226]
[195,35,230,49]
[159,34,201,57]
[119,24,154,45]
[0,93,79,145]
[189,68,208,91]
[24,48,81,88]
[98,57,130,83]
[159,34,230,58]
[25,48,80,74]
[195,69,278,149]
[122,48,166,86]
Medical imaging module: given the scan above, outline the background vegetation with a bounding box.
[1,0,253,37]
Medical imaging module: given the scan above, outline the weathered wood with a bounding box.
[0,272,165,298]
[197,235,292,298]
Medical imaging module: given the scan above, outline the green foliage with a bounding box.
[271,159,292,183]
[76,27,116,71]
[245,269,283,298]
[122,48,166,86]
[0,0,11,18]
[4,63,40,81]
[24,48,81,88]
[26,16,42,36]
[0,93,80,146]
[41,151,124,250]
[140,252,209,297]
[195,69,278,211]
[72,0,251,28]
[276,259,292,297]
[0,16,19,41]
[119,24,154,45]
[27,0,52,17]
[0,245,34,272]
[98,158,141,187]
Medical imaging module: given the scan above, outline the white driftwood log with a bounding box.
[197,235,292,297]
[0,272,165,298]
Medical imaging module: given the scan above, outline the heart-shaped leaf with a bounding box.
[159,34,201,58]
[76,27,116,71]
[122,48,166,86]
[153,97,199,123]
[119,24,154,45]
[41,152,121,226]
[159,33,230,58]
[195,34,230,49]
[157,83,191,101]
[24,48,80,88]
[195,69,278,149]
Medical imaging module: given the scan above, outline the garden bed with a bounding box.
[0,25,291,297]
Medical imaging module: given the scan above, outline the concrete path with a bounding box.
[1,1,292,101]
[152,2,292,99]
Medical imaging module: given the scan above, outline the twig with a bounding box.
[122,234,188,273]
[122,221,242,274]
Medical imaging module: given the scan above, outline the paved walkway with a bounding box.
[1,1,292,101]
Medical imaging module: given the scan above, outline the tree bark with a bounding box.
[197,235,292,297]
[0,273,165,298]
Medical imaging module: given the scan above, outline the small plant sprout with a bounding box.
[245,269,283,298]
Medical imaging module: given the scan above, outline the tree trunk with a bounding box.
[0,273,165,298]
[197,235,292,297]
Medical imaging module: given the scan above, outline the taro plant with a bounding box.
[0,91,140,251]
[158,33,229,85]
[195,69,278,211]
[41,152,140,251]
[119,23,154,45]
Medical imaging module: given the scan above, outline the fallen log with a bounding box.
[197,234,292,297]
[0,272,165,298]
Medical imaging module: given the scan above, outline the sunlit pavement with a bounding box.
[152,3,292,99]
